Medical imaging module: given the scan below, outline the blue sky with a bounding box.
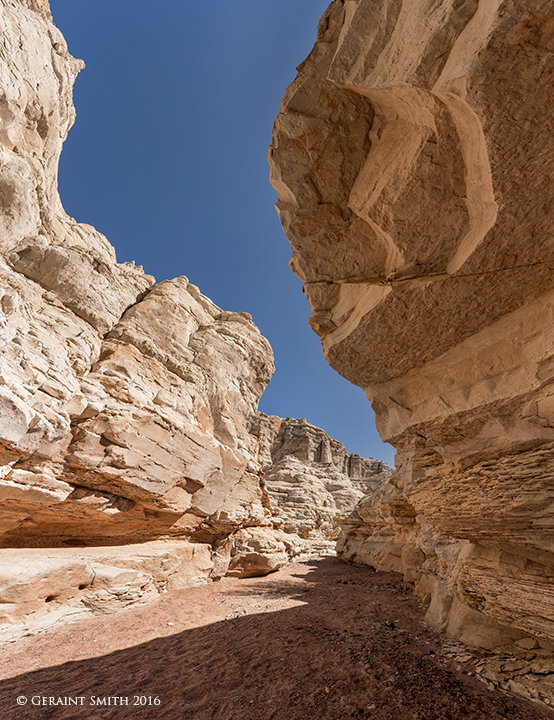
[48,0,395,465]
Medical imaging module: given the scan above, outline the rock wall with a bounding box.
[251,413,391,544]
[0,0,277,550]
[0,0,389,642]
[0,0,295,638]
[269,0,554,662]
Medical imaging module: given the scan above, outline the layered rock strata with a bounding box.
[269,0,554,675]
[251,413,391,546]
[0,0,388,642]
[0,0,277,550]
[0,0,296,638]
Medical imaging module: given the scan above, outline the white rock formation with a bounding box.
[0,0,292,638]
[251,414,391,543]
[0,0,276,551]
[0,542,214,641]
[0,0,395,642]
[269,0,554,695]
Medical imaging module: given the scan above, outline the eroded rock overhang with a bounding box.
[269,0,554,657]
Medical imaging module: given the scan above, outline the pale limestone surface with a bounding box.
[0,0,293,638]
[270,0,554,695]
[0,542,214,641]
[0,0,277,551]
[251,413,391,542]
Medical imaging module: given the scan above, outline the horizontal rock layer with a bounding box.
[0,541,214,642]
[0,526,312,642]
[251,413,391,540]
[0,0,276,550]
[269,0,554,671]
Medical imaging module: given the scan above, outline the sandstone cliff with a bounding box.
[0,0,279,549]
[269,0,554,681]
[251,413,391,546]
[0,0,292,638]
[0,0,390,642]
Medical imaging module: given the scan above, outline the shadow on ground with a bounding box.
[0,557,551,720]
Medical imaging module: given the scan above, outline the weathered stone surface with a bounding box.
[0,0,296,639]
[0,0,277,553]
[251,413,391,541]
[1,0,381,641]
[214,527,291,579]
[269,0,554,674]
[0,542,214,641]
[0,267,274,547]
[0,0,386,644]
[10,244,152,335]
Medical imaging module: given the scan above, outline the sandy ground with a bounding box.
[0,556,552,720]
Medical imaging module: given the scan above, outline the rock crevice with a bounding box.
[0,0,390,642]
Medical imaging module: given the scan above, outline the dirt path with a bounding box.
[0,556,551,720]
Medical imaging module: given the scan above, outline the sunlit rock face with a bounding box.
[270,0,554,657]
[0,0,278,555]
[251,413,391,544]
[0,0,389,641]
[0,0,295,638]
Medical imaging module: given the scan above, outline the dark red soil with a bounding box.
[0,556,552,720]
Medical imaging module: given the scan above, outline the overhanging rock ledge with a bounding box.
[269,0,554,664]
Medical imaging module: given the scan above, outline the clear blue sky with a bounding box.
[48,0,395,465]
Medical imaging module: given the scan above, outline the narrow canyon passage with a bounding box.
[0,557,550,720]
